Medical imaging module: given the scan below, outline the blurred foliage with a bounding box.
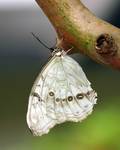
[0,0,120,149]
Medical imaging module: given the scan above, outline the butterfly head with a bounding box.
[50,47,65,57]
[50,46,73,57]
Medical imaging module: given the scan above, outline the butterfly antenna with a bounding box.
[31,32,51,50]
[66,47,73,54]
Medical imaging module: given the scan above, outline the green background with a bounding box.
[0,0,120,149]
[0,54,120,150]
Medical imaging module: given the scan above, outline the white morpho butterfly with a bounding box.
[27,33,97,136]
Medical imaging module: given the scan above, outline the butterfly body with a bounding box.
[27,49,97,136]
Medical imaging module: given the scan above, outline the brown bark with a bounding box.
[36,0,120,70]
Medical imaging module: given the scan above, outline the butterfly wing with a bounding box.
[27,55,97,136]
[27,56,58,136]
[60,55,97,121]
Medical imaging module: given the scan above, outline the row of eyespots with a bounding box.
[32,90,97,102]
[49,91,84,102]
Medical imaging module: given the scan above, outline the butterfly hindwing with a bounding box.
[27,54,97,136]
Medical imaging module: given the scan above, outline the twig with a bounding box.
[36,0,120,70]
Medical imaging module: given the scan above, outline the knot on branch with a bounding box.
[95,34,118,56]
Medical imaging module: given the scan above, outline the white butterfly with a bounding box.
[27,34,97,136]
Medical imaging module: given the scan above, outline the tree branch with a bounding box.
[36,0,120,70]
